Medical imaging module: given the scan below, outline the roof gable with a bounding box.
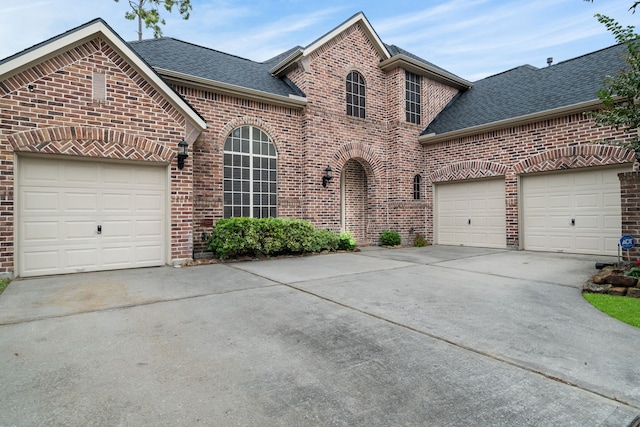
[270,12,390,76]
[0,18,206,136]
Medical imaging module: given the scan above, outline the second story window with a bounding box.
[346,71,366,119]
[406,71,421,124]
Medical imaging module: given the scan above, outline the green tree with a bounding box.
[114,0,192,40]
[586,13,640,151]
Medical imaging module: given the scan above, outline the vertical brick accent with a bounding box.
[619,171,640,259]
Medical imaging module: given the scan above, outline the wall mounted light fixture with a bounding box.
[322,165,333,187]
[177,139,189,169]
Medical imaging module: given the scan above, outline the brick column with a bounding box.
[619,171,640,259]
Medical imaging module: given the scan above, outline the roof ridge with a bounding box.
[131,37,262,64]
[550,42,626,68]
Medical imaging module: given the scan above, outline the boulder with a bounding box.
[608,287,628,296]
[607,274,638,287]
[583,283,612,294]
[627,287,640,298]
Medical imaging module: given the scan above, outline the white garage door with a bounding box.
[18,156,167,277]
[522,166,631,256]
[436,179,506,248]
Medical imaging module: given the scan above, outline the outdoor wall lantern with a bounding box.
[177,139,189,169]
[322,165,333,187]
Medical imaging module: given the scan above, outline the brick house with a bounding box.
[0,12,637,278]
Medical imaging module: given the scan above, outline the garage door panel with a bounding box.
[65,221,98,240]
[576,216,599,230]
[548,195,571,208]
[522,166,631,255]
[135,168,165,187]
[136,194,163,212]
[137,220,163,238]
[64,192,97,212]
[102,246,135,267]
[66,248,99,269]
[574,236,601,250]
[23,250,60,274]
[22,161,59,185]
[19,157,167,277]
[65,163,98,186]
[101,220,133,239]
[575,194,599,208]
[103,193,134,212]
[136,245,164,263]
[103,165,134,186]
[23,192,59,212]
[22,221,59,242]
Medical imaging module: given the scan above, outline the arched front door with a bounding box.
[341,158,369,244]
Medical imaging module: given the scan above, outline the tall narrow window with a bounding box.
[223,126,277,218]
[413,175,422,200]
[346,71,366,118]
[406,71,421,124]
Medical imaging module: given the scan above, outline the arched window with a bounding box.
[223,126,277,218]
[346,71,366,118]
[413,175,422,200]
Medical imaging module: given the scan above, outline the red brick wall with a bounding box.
[0,37,191,275]
[620,171,640,259]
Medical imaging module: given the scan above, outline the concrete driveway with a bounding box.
[1,246,639,426]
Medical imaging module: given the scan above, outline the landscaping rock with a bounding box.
[607,274,638,287]
[608,287,628,296]
[627,287,640,298]
[583,283,612,294]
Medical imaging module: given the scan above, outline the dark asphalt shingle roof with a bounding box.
[129,38,306,98]
[385,44,467,83]
[422,43,630,135]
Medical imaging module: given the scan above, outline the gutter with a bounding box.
[156,68,308,109]
[419,99,603,145]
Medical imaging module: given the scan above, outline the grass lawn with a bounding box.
[0,278,9,295]
[584,293,640,328]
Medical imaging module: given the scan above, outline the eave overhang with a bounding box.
[157,68,307,109]
[419,99,603,145]
[380,54,472,90]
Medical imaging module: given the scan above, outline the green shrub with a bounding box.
[337,231,356,250]
[207,218,355,259]
[625,266,640,278]
[311,229,340,252]
[379,229,401,246]
[413,233,428,247]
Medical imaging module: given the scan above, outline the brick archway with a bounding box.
[333,142,382,245]
[513,144,634,174]
[8,126,172,162]
[429,160,508,182]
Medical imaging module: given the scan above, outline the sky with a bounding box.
[0,0,638,81]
